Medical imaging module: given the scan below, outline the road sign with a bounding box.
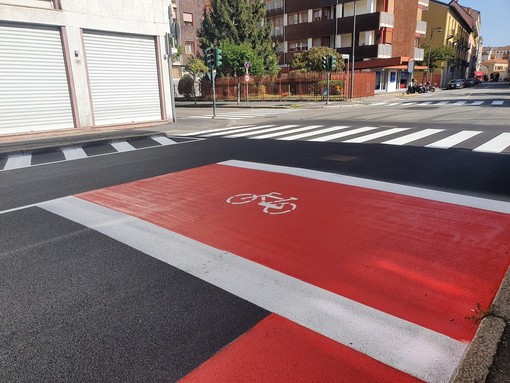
[407,59,415,73]
[341,54,349,60]
[245,74,250,82]
[244,61,250,69]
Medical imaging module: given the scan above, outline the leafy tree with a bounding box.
[198,0,279,75]
[177,74,194,100]
[291,46,345,73]
[220,41,264,77]
[185,56,208,104]
[420,44,456,72]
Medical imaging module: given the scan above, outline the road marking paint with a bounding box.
[388,102,400,106]
[426,130,483,149]
[417,101,433,105]
[309,126,378,142]
[221,160,510,214]
[3,153,32,170]
[204,125,275,137]
[251,125,326,139]
[111,141,136,152]
[343,128,410,143]
[473,133,510,153]
[470,101,484,106]
[370,102,387,106]
[435,101,449,105]
[225,125,299,138]
[401,102,417,106]
[451,101,467,106]
[62,147,88,160]
[151,136,176,146]
[491,100,504,106]
[179,125,254,136]
[39,195,468,383]
[382,129,444,145]
[276,125,336,140]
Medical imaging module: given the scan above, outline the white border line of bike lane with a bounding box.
[36,180,471,383]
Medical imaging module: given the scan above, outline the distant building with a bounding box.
[480,59,508,81]
[0,0,174,135]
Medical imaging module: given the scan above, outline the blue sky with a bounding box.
[455,0,510,47]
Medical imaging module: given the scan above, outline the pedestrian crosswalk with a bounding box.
[180,124,510,154]
[183,108,298,120]
[371,99,508,107]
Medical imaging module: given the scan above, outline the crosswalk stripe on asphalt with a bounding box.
[426,130,482,149]
[473,133,510,153]
[382,129,444,145]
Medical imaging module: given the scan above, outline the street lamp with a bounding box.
[427,27,442,83]
[350,0,357,100]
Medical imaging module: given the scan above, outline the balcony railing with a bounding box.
[377,44,392,58]
[414,47,425,61]
[271,26,283,37]
[379,11,394,28]
[418,0,430,9]
[416,20,427,36]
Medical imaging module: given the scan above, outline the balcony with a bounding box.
[416,20,427,36]
[379,11,394,28]
[337,12,394,35]
[418,0,430,10]
[414,47,425,61]
[337,44,392,60]
[378,44,393,58]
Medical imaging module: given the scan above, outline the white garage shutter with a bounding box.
[83,31,162,126]
[0,23,74,134]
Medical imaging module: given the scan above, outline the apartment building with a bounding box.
[0,0,174,135]
[266,0,429,92]
[422,0,481,86]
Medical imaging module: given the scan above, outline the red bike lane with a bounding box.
[74,160,510,382]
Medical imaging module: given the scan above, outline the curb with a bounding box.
[452,267,510,382]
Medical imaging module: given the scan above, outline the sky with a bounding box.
[455,0,510,47]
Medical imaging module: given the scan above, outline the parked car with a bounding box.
[467,78,476,86]
[447,79,464,89]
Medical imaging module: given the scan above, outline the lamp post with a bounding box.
[350,0,357,100]
[427,27,442,83]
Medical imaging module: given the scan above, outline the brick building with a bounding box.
[266,0,429,92]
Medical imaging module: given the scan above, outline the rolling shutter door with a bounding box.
[83,31,162,126]
[0,23,74,134]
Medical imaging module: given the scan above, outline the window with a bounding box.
[299,11,308,23]
[266,0,283,11]
[288,40,308,52]
[182,12,193,26]
[0,0,60,9]
[288,13,299,25]
[184,41,195,55]
[323,7,333,20]
[313,9,321,21]
[269,16,283,37]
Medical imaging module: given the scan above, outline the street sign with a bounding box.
[407,59,415,73]
[341,54,349,60]
[244,61,250,69]
[245,74,250,82]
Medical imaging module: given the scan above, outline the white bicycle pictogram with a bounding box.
[226,192,298,215]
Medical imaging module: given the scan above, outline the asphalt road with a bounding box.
[1,83,510,382]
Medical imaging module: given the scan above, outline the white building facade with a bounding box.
[0,0,174,135]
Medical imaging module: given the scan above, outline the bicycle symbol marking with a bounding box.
[226,192,298,215]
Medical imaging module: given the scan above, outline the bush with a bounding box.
[178,74,194,99]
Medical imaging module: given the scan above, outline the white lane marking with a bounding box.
[417,101,433,105]
[426,131,482,149]
[492,101,504,106]
[383,129,444,145]
[225,125,299,138]
[151,136,176,146]
[277,126,341,141]
[62,147,88,160]
[452,101,467,106]
[179,125,254,136]
[221,160,510,215]
[435,101,449,105]
[39,196,467,383]
[473,133,510,153]
[111,141,136,153]
[3,153,32,170]
[388,102,400,106]
[370,102,387,106]
[401,102,417,106]
[471,101,484,106]
[204,125,275,137]
[343,128,410,143]
[250,125,321,139]
[309,127,378,142]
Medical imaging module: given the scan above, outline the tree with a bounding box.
[291,47,345,73]
[185,56,208,104]
[177,74,194,100]
[421,44,456,73]
[198,0,279,75]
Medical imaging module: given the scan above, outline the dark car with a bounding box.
[447,79,464,89]
[467,78,476,86]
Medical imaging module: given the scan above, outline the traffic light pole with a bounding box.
[211,69,217,118]
[326,71,331,105]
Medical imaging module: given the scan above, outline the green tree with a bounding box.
[291,46,345,73]
[177,74,194,100]
[421,44,456,73]
[198,0,279,75]
[185,56,208,104]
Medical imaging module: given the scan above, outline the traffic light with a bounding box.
[205,46,215,69]
[214,47,222,68]
[329,55,337,71]
[321,55,328,71]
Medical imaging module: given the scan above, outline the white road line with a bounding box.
[451,101,467,106]
[471,101,484,106]
[435,101,449,105]
[473,133,510,153]
[151,136,176,146]
[111,141,136,152]
[383,129,444,145]
[370,102,387,106]
[39,195,467,383]
[204,125,275,137]
[343,128,410,143]
[225,125,299,138]
[251,125,324,139]
[277,126,341,141]
[401,102,417,106]
[62,147,88,160]
[491,101,504,106]
[309,126,378,142]
[388,102,400,106]
[417,101,433,105]
[3,153,32,170]
[179,125,254,136]
[426,131,482,149]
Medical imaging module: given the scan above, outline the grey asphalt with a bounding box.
[1,92,509,382]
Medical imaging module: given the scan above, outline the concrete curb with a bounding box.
[452,267,510,382]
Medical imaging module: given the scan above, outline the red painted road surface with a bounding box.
[77,163,510,381]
